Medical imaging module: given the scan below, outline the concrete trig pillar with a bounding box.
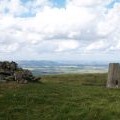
[107,63,120,88]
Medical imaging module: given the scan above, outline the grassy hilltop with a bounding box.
[0,73,120,120]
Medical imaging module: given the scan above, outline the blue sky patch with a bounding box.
[21,0,33,3]
[49,0,66,8]
[107,0,120,8]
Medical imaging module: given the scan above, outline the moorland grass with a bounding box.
[0,73,120,120]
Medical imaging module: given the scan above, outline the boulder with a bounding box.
[0,61,40,84]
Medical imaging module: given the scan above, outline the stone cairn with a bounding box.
[107,63,120,88]
[0,61,40,83]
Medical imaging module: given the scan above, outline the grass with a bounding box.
[0,73,120,120]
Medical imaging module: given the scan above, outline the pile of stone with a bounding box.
[0,61,40,84]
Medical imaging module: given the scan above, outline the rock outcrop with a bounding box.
[0,61,40,83]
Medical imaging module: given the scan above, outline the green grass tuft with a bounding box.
[1,73,120,120]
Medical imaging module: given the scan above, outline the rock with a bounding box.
[0,74,6,80]
[34,77,41,82]
[22,69,35,81]
[0,61,40,84]
[5,76,15,81]
[14,69,37,84]
[14,71,23,83]
[10,61,18,71]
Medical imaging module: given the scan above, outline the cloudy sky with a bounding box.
[0,0,120,61]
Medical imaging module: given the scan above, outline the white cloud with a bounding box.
[85,40,109,53]
[67,0,112,7]
[0,0,120,60]
[55,40,79,52]
[97,3,120,36]
[0,43,19,53]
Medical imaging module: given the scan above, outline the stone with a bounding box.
[0,61,39,84]
[10,61,18,71]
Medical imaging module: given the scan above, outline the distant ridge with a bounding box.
[17,60,108,68]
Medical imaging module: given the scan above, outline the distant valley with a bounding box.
[17,60,108,76]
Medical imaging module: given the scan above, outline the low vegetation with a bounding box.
[0,73,120,120]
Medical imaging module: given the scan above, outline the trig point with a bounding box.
[107,63,120,88]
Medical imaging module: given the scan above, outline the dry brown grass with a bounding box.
[0,81,24,90]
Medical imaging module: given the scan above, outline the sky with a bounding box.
[0,0,120,61]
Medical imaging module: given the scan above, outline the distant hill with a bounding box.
[17,60,108,68]
[17,60,62,68]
